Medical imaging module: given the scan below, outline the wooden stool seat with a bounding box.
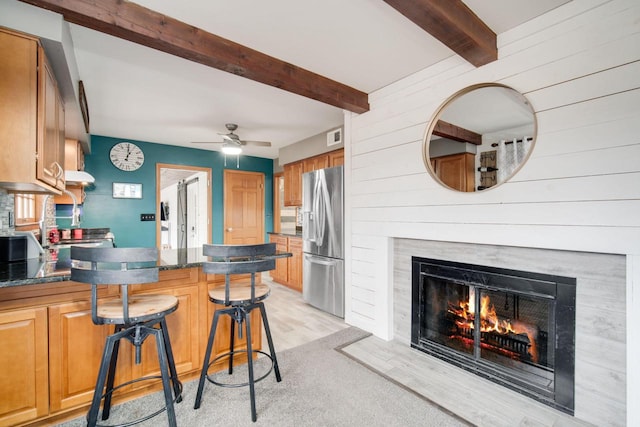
[208,283,270,305]
[97,294,178,324]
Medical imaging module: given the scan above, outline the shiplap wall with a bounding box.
[344,0,640,423]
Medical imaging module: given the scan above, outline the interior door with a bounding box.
[223,170,264,245]
[186,177,199,248]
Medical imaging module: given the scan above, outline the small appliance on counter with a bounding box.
[0,235,27,262]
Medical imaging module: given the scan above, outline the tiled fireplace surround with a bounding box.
[392,238,625,427]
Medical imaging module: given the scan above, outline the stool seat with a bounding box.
[97,294,179,324]
[208,283,270,305]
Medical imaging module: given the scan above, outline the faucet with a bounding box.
[39,190,81,246]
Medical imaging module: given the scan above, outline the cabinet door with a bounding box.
[269,235,288,283]
[37,53,64,189]
[287,237,303,292]
[0,307,49,426]
[433,152,475,192]
[303,154,329,173]
[132,285,200,385]
[329,149,344,167]
[283,161,303,206]
[48,300,125,412]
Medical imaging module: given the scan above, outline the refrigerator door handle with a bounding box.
[302,211,315,242]
[305,254,335,266]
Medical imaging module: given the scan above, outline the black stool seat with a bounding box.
[71,246,182,427]
[194,243,282,422]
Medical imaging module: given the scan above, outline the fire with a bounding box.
[448,294,539,363]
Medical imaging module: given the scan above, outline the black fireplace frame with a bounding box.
[411,256,576,414]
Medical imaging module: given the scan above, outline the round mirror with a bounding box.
[423,83,536,192]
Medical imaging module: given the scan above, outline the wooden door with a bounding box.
[223,170,265,244]
[0,307,49,426]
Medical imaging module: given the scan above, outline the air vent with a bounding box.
[327,128,342,147]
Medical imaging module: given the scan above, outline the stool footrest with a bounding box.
[90,375,183,427]
[205,349,276,388]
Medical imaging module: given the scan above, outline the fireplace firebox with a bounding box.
[411,257,576,414]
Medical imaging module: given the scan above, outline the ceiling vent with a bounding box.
[327,128,342,147]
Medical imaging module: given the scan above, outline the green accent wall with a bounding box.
[69,135,273,248]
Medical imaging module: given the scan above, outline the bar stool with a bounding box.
[70,246,182,427]
[194,243,282,422]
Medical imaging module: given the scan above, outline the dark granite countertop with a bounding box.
[0,247,209,288]
[268,232,302,238]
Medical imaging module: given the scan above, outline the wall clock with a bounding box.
[110,142,145,171]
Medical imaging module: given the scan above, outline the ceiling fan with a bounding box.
[192,123,271,154]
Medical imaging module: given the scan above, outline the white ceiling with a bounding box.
[66,0,570,159]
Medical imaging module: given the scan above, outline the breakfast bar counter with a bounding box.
[0,247,273,427]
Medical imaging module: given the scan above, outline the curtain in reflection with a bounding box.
[497,137,532,183]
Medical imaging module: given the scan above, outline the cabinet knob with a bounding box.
[226,227,233,232]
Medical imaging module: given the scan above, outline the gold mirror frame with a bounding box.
[423,83,537,192]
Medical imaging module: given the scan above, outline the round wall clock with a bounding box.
[110,142,145,171]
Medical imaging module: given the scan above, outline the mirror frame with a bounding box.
[422,83,537,192]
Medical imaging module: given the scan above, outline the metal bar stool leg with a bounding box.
[101,325,123,421]
[194,309,222,409]
[160,318,183,403]
[258,302,281,382]
[228,314,236,375]
[152,327,178,427]
[244,310,257,422]
[87,334,118,427]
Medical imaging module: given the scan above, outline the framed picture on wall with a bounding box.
[112,182,142,199]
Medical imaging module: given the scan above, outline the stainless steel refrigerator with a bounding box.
[302,165,344,318]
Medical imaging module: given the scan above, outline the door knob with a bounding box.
[226,227,233,232]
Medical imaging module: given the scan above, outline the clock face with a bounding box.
[110,142,144,171]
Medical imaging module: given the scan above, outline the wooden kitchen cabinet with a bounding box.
[431,152,475,192]
[329,149,344,167]
[268,234,303,292]
[303,154,329,173]
[287,237,303,292]
[55,139,86,204]
[48,300,122,413]
[283,161,303,206]
[0,307,49,427]
[0,28,65,194]
[269,234,289,284]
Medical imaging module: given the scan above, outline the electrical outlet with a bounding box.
[140,213,156,221]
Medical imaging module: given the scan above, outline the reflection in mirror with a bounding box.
[424,84,536,192]
[156,164,212,250]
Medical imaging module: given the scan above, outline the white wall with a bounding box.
[344,0,640,422]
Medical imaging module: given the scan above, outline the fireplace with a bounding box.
[411,256,576,414]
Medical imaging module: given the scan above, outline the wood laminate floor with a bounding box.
[262,275,349,352]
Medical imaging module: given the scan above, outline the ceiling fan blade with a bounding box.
[191,141,223,144]
[243,140,271,147]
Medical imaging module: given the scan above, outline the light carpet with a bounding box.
[55,327,469,427]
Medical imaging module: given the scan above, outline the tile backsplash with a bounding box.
[0,189,14,234]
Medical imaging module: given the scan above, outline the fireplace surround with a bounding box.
[411,256,576,414]
[392,238,626,426]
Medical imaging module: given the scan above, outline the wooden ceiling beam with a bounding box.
[383,0,497,67]
[433,120,482,145]
[19,0,370,113]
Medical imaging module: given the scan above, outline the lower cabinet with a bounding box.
[268,234,303,292]
[0,307,49,427]
[0,266,253,426]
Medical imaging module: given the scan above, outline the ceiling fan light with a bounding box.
[221,144,242,155]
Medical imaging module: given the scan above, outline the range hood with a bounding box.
[65,170,95,185]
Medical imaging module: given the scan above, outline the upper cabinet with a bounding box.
[283,149,343,206]
[54,139,86,204]
[0,28,65,194]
